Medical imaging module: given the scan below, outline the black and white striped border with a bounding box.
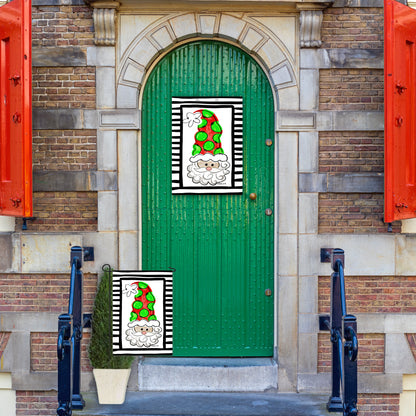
[112,270,173,355]
[172,97,243,194]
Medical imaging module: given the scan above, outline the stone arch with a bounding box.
[116,12,298,109]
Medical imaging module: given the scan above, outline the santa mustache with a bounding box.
[125,326,163,347]
[187,161,230,185]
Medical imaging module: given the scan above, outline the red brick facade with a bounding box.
[31,332,92,372]
[16,391,57,416]
[318,193,401,234]
[32,5,94,48]
[321,7,383,49]
[0,273,97,313]
[318,333,385,373]
[32,67,96,109]
[319,69,384,112]
[357,394,400,416]
[319,131,384,174]
[318,275,416,314]
[33,130,96,171]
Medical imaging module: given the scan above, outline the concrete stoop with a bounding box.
[137,358,278,392]
[76,391,333,416]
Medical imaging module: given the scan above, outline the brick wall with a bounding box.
[16,391,58,416]
[32,5,94,48]
[318,193,401,234]
[319,275,416,314]
[358,394,400,416]
[319,69,384,111]
[0,273,97,313]
[319,131,384,173]
[321,7,383,49]
[16,192,98,232]
[31,332,92,372]
[33,130,96,171]
[318,333,384,373]
[32,67,96,109]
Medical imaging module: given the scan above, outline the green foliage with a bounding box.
[88,268,134,369]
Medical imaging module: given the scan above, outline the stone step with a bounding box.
[137,358,278,392]
[75,391,333,416]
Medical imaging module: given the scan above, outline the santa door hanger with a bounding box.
[171,97,243,194]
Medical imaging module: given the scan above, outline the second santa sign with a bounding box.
[171,97,243,194]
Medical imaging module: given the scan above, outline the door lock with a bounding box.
[265,289,272,297]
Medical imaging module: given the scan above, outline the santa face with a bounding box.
[125,320,163,348]
[187,159,230,186]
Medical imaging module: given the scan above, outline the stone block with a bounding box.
[257,39,286,69]
[278,132,298,234]
[117,84,139,109]
[138,358,277,392]
[82,232,118,274]
[118,131,138,231]
[169,14,197,39]
[97,67,116,109]
[298,173,327,193]
[33,109,82,130]
[99,109,141,129]
[327,173,384,193]
[119,231,138,270]
[87,46,116,67]
[98,130,117,171]
[386,334,416,373]
[299,131,318,173]
[33,46,86,66]
[278,235,298,276]
[333,111,384,131]
[33,171,117,192]
[299,275,318,314]
[276,86,299,111]
[198,14,217,35]
[298,333,318,373]
[218,14,245,40]
[300,69,319,110]
[150,25,175,49]
[299,314,318,334]
[0,217,15,233]
[130,38,159,67]
[396,235,416,276]
[0,234,12,272]
[298,193,318,234]
[277,111,315,131]
[98,192,118,232]
[21,234,82,273]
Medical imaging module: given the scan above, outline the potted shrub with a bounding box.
[88,267,134,404]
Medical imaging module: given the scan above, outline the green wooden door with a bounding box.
[142,41,274,356]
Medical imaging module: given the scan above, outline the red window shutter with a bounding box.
[0,0,32,217]
[385,0,416,222]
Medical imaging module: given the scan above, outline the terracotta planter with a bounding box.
[93,368,131,404]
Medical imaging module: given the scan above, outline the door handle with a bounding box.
[249,193,257,200]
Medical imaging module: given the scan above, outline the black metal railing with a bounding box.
[320,248,358,416]
[57,246,91,416]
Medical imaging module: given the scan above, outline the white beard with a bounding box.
[125,327,162,348]
[187,161,230,186]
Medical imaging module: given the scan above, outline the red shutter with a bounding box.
[385,0,416,222]
[0,0,32,217]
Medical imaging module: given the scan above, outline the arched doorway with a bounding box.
[141,40,275,356]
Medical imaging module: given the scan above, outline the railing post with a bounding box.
[70,246,84,409]
[57,314,72,416]
[327,248,344,413]
[343,315,358,416]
